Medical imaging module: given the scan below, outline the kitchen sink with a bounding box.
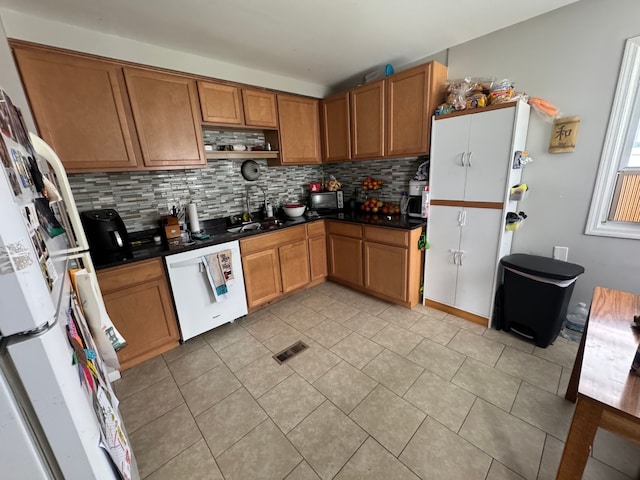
[261,219,285,229]
[226,222,262,234]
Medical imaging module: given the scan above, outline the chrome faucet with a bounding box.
[245,184,266,221]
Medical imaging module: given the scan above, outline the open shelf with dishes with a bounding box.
[205,150,279,160]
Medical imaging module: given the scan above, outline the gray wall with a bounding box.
[447,0,640,303]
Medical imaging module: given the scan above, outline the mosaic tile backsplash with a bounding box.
[68,131,427,232]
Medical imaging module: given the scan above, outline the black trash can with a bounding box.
[499,254,585,348]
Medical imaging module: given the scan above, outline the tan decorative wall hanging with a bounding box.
[549,116,580,153]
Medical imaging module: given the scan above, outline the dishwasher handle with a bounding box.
[168,258,206,269]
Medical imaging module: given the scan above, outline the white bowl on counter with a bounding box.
[283,204,306,218]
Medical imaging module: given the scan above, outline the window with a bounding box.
[586,35,640,239]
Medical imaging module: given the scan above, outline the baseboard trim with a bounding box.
[423,299,489,327]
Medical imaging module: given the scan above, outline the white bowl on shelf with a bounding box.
[283,204,306,218]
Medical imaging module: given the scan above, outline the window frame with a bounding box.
[586,35,640,240]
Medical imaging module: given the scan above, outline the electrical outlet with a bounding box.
[553,246,569,261]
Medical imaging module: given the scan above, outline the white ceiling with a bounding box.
[0,0,580,90]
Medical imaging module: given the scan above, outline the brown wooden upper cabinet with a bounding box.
[242,89,278,128]
[321,60,447,162]
[386,62,447,157]
[351,79,385,160]
[271,94,321,165]
[198,81,278,129]
[320,92,351,162]
[12,45,140,172]
[124,68,206,169]
[197,81,243,125]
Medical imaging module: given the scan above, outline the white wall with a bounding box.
[447,0,640,303]
[0,9,326,98]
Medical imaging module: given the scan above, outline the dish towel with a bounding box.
[202,250,235,301]
[217,249,234,283]
[203,254,228,299]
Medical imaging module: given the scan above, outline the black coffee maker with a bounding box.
[81,209,133,266]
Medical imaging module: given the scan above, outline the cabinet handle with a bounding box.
[467,151,473,167]
[458,251,464,266]
[449,249,459,264]
[457,210,464,226]
[460,210,467,227]
[460,152,467,166]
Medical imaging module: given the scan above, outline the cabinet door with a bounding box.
[242,248,282,308]
[386,63,431,157]
[124,68,206,168]
[279,239,310,293]
[364,241,407,302]
[198,81,243,125]
[277,94,322,164]
[321,92,351,162]
[455,208,503,318]
[464,107,517,203]
[308,235,328,281]
[102,279,179,370]
[351,80,385,159]
[423,205,462,307]
[13,46,139,172]
[328,234,363,286]
[97,259,179,371]
[242,89,278,128]
[429,114,471,201]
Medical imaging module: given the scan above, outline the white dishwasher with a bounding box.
[165,240,248,341]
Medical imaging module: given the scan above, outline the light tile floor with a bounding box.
[114,282,640,480]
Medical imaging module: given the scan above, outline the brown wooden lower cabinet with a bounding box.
[327,221,424,307]
[240,225,311,310]
[96,258,179,371]
[327,221,363,287]
[241,248,283,308]
[279,239,310,293]
[364,241,407,302]
[307,221,328,281]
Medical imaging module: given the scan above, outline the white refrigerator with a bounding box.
[0,89,138,479]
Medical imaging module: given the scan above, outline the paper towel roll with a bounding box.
[187,202,200,233]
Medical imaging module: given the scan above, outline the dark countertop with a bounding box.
[95,211,426,271]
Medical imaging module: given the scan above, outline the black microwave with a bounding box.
[309,191,344,211]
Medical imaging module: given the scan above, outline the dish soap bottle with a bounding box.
[266,200,274,218]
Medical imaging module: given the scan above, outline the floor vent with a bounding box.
[273,341,309,364]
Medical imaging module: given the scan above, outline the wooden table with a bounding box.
[557,286,640,479]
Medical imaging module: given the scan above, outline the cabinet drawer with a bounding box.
[97,258,164,293]
[307,220,326,237]
[364,226,408,247]
[328,221,362,238]
[240,225,306,255]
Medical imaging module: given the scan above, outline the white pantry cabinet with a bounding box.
[429,103,529,203]
[424,101,530,325]
[426,206,502,318]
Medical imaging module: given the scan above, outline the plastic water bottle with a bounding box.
[400,192,409,214]
[561,302,589,341]
[566,302,588,332]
